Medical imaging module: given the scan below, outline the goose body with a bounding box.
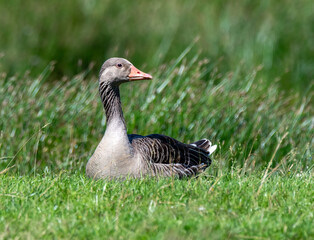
[86,58,217,179]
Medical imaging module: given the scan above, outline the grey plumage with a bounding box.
[86,58,217,179]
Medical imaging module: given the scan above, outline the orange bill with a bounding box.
[128,65,152,81]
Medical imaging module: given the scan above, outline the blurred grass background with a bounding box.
[0,0,313,174]
[0,0,313,90]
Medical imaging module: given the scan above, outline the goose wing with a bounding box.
[129,134,212,176]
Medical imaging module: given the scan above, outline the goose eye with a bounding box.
[116,63,123,68]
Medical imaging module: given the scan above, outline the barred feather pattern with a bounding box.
[129,134,212,177]
[99,81,125,125]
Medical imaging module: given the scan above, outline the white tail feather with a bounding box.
[208,145,217,155]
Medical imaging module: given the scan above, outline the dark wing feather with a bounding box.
[148,163,208,178]
[129,134,211,167]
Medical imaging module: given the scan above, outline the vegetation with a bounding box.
[0,0,313,239]
[1,173,313,239]
[0,45,312,174]
[0,0,313,90]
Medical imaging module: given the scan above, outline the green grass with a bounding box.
[0,0,313,90]
[0,48,313,239]
[0,1,313,238]
[1,46,312,174]
[1,172,313,239]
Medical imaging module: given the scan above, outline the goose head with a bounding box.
[99,58,152,85]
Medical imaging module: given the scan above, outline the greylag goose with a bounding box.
[86,58,217,179]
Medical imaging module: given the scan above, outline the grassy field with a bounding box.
[1,48,313,239]
[0,0,313,239]
[1,173,313,239]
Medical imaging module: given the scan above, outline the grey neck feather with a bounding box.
[98,81,131,151]
[99,81,126,127]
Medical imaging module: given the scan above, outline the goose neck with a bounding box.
[99,82,126,131]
